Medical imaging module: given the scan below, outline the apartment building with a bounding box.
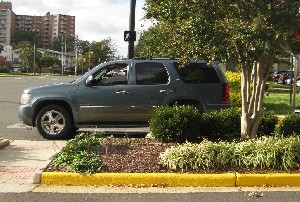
[0,1,75,49]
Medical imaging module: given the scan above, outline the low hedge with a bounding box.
[150,106,278,142]
[279,114,300,137]
[150,105,202,143]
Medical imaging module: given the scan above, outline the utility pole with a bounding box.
[127,0,136,59]
[61,35,64,74]
[33,42,36,74]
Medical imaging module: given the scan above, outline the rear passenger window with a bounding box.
[174,62,221,83]
[136,62,169,85]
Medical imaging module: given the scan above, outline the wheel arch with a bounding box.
[33,100,74,127]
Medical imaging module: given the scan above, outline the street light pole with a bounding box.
[128,0,136,59]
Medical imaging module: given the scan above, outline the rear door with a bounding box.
[129,61,176,121]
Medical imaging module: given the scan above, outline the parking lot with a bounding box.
[0,75,78,140]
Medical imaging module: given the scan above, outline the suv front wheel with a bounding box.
[36,105,74,140]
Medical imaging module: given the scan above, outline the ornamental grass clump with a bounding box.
[160,136,300,172]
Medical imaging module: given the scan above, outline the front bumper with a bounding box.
[18,105,34,126]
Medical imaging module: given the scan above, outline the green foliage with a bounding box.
[258,110,278,137]
[68,151,102,174]
[200,108,241,140]
[51,133,103,174]
[279,115,300,137]
[150,106,278,142]
[150,105,202,143]
[11,30,37,48]
[160,136,300,172]
[142,0,300,139]
[0,67,8,73]
[225,71,241,108]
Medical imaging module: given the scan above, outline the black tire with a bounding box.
[36,105,74,140]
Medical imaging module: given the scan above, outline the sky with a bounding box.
[10,0,152,57]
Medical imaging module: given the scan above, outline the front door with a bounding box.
[77,62,133,123]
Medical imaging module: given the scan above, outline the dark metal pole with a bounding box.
[128,0,136,59]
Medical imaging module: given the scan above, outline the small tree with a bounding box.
[143,0,300,139]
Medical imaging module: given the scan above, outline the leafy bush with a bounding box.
[225,71,241,108]
[200,108,241,140]
[150,105,202,142]
[151,106,278,142]
[0,67,9,73]
[160,136,300,172]
[279,114,300,137]
[258,110,278,137]
[51,133,103,174]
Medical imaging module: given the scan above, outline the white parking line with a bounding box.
[7,123,27,129]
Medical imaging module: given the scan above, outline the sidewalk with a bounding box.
[0,139,66,192]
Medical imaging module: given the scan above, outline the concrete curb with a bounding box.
[236,173,300,187]
[41,172,236,187]
[40,172,300,187]
[0,139,10,149]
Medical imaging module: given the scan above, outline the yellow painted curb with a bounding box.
[236,173,300,187]
[41,172,236,187]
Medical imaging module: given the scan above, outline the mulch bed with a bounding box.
[45,138,300,174]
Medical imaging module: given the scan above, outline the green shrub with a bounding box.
[51,133,103,174]
[258,110,278,137]
[225,71,242,108]
[279,114,300,137]
[200,108,241,140]
[160,136,300,172]
[0,67,9,73]
[150,105,202,143]
[151,106,277,142]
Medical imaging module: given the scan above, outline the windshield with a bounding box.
[71,63,103,84]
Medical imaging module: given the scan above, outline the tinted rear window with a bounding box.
[174,62,221,83]
[136,62,169,85]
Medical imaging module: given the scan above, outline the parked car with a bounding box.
[19,58,231,139]
[284,73,300,86]
[272,70,289,81]
[294,106,300,114]
[277,71,293,84]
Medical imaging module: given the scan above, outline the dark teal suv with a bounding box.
[19,58,231,139]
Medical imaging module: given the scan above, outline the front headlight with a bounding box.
[21,93,31,105]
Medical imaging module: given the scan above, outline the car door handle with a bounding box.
[160,89,173,94]
[116,90,129,95]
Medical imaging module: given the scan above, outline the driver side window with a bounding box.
[93,63,128,86]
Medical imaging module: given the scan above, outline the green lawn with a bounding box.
[264,82,300,115]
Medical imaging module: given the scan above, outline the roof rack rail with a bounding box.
[132,57,178,60]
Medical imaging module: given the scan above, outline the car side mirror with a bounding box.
[85,75,95,86]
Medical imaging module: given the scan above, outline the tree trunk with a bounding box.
[240,58,273,139]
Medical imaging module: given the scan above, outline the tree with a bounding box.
[11,30,37,48]
[143,0,300,139]
[19,41,41,73]
[87,38,116,67]
[50,35,76,52]
[38,54,60,74]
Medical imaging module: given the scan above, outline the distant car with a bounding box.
[277,72,293,84]
[284,74,300,86]
[294,106,300,114]
[273,70,289,81]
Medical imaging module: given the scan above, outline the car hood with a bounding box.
[23,82,75,94]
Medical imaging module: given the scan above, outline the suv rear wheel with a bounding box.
[36,105,74,140]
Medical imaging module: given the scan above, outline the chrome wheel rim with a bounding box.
[41,110,65,135]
